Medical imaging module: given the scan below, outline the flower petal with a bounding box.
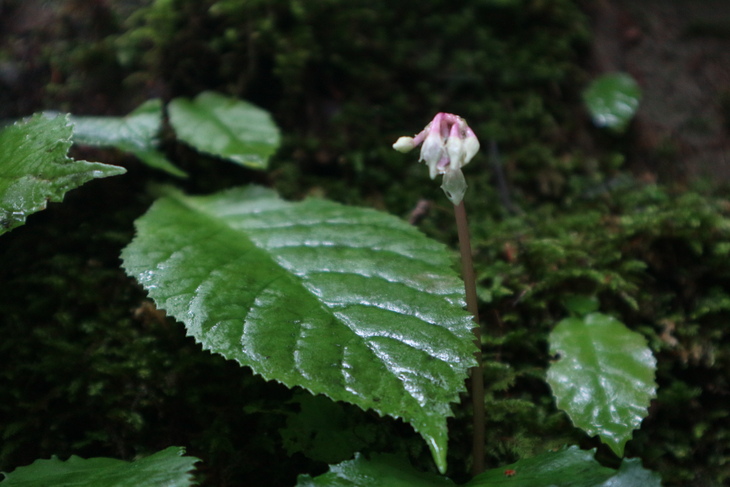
[441,167,467,205]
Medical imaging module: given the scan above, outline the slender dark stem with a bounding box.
[454,201,485,476]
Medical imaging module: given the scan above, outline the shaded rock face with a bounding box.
[590,0,730,183]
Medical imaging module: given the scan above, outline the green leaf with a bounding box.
[0,114,126,236]
[583,73,641,132]
[121,186,476,473]
[168,91,280,169]
[295,447,661,487]
[66,99,187,178]
[470,447,660,487]
[0,446,199,487]
[469,446,614,486]
[546,313,657,456]
[296,453,457,487]
[599,458,662,487]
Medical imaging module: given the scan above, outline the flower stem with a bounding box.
[454,200,485,476]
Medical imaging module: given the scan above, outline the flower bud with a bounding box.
[392,136,416,153]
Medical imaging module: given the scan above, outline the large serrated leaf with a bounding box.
[0,114,126,236]
[0,447,199,487]
[66,99,187,178]
[121,186,476,473]
[295,447,661,487]
[546,313,657,456]
[168,91,280,169]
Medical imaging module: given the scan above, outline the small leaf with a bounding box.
[583,73,641,132]
[598,458,662,487]
[66,99,187,178]
[469,446,661,487]
[296,453,456,487]
[546,313,657,456]
[0,114,126,236]
[0,446,199,487]
[121,186,476,473]
[168,91,280,169]
[469,446,615,487]
[296,447,662,487]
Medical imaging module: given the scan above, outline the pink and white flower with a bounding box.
[393,113,479,204]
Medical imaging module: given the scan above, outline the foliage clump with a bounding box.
[1,1,730,486]
[470,177,730,484]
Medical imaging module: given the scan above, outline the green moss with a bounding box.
[114,0,590,211]
[466,179,730,484]
[4,1,730,486]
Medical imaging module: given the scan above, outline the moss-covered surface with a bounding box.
[1,1,729,486]
[471,180,730,485]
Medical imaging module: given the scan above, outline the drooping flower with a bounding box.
[393,113,479,204]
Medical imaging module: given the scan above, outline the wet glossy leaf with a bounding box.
[168,91,280,169]
[470,446,614,486]
[296,447,661,487]
[67,99,187,178]
[546,313,657,456]
[599,458,662,487]
[296,453,456,487]
[471,446,660,486]
[121,186,476,473]
[0,446,199,487]
[583,73,641,132]
[0,114,126,236]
